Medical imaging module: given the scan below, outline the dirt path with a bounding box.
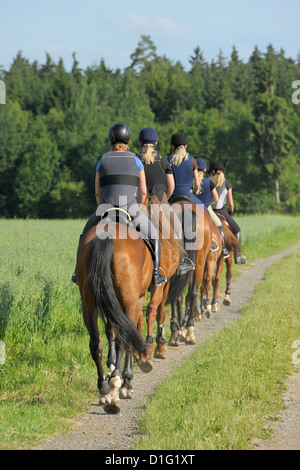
[35,242,300,451]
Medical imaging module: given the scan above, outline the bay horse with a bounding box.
[76,196,184,413]
[167,197,212,347]
[199,218,240,318]
[76,216,156,414]
[136,194,186,371]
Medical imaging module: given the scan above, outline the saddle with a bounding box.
[98,207,156,259]
[168,194,192,204]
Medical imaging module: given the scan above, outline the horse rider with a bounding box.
[137,127,194,275]
[195,157,230,259]
[136,126,175,201]
[72,123,167,286]
[167,132,202,206]
[208,161,247,265]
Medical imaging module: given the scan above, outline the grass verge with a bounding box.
[134,245,300,449]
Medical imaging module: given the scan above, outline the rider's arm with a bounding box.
[211,187,219,205]
[95,172,102,205]
[137,168,147,205]
[166,173,175,199]
[227,187,234,214]
[193,169,200,193]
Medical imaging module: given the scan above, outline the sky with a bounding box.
[1,0,299,72]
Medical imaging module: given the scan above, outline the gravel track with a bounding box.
[35,241,300,451]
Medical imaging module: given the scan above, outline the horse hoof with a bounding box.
[104,399,121,414]
[154,350,166,359]
[168,338,180,347]
[223,296,231,306]
[185,327,196,345]
[204,310,211,319]
[139,359,153,373]
[120,387,134,400]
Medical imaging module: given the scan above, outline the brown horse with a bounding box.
[76,218,155,414]
[137,195,185,371]
[167,198,212,347]
[211,220,240,312]
[199,219,240,318]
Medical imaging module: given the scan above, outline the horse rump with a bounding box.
[88,235,146,355]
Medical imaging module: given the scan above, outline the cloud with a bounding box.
[112,13,187,34]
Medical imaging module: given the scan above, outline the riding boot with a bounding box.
[152,238,167,286]
[175,229,195,275]
[218,225,230,258]
[234,231,247,264]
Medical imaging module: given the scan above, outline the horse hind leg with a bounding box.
[169,300,180,347]
[120,351,134,400]
[103,344,124,414]
[223,282,231,306]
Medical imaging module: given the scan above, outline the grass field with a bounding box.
[0,215,300,449]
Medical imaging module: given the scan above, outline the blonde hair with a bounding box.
[140,143,159,164]
[194,170,204,195]
[170,145,188,167]
[112,142,130,152]
[212,171,225,188]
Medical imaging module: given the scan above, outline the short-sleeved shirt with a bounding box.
[136,152,172,201]
[196,177,216,210]
[210,178,232,211]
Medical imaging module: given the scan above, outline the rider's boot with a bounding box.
[152,238,167,286]
[234,231,247,264]
[219,225,230,259]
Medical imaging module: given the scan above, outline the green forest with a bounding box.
[1,35,300,218]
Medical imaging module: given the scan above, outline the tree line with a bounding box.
[0,35,300,218]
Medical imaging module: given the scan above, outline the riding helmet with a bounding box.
[139,127,158,145]
[171,132,188,148]
[208,161,225,173]
[196,158,207,171]
[108,123,131,145]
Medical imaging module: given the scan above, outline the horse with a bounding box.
[136,194,187,371]
[167,197,212,347]
[76,213,157,414]
[199,218,241,318]
[210,219,241,312]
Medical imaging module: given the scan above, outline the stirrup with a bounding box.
[153,267,167,286]
[209,237,219,252]
[176,257,195,276]
[222,248,230,259]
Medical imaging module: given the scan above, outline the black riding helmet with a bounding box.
[170,132,188,148]
[208,161,225,173]
[108,123,131,145]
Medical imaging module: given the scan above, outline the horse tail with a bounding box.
[88,235,146,354]
[222,221,240,252]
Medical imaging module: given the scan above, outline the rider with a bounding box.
[72,123,166,286]
[136,127,174,201]
[167,132,202,205]
[137,127,194,275]
[208,161,247,265]
[195,158,230,259]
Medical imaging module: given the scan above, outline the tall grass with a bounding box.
[0,219,108,449]
[0,215,299,449]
